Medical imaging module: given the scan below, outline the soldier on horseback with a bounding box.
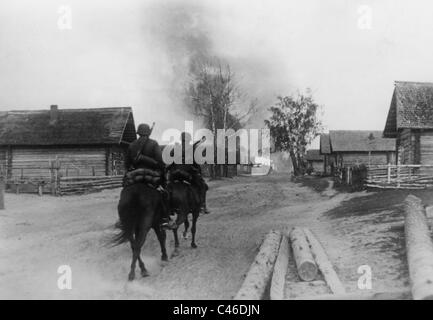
[168,132,210,214]
[124,123,175,230]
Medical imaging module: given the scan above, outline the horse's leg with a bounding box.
[153,226,168,261]
[135,215,152,278]
[173,228,179,248]
[170,227,180,258]
[128,239,138,281]
[183,217,190,240]
[190,212,198,249]
[136,232,151,277]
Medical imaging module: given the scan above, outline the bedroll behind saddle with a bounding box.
[123,168,162,187]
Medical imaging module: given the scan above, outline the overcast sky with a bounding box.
[1,0,433,146]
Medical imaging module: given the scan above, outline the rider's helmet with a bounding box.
[137,123,152,136]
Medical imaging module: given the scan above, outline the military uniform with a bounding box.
[124,136,166,186]
[124,123,173,229]
[168,133,209,214]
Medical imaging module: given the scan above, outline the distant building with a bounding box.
[305,149,324,174]
[319,133,334,175]
[322,130,396,171]
[383,81,433,170]
[0,105,136,184]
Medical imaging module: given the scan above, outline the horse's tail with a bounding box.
[110,193,139,247]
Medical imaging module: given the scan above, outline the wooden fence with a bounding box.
[59,175,123,195]
[0,160,123,196]
[366,164,433,189]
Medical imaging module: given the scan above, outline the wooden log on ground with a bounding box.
[295,290,411,300]
[387,217,433,231]
[426,206,433,219]
[303,228,345,294]
[234,230,282,300]
[289,227,318,282]
[270,234,290,300]
[404,195,433,300]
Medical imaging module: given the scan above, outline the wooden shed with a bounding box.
[383,81,433,170]
[319,133,334,175]
[0,105,136,191]
[305,149,324,174]
[329,130,396,169]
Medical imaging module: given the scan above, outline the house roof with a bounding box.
[320,134,331,154]
[384,81,433,137]
[329,130,396,152]
[0,106,136,146]
[306,149,324,161]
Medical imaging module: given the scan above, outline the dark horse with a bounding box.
[167,180,201,250]
[112,183,171,281]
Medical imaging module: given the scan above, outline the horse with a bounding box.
[167,179,201,250]
[111,182,171,281]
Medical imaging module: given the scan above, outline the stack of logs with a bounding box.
[234,227,345,300]
[234,195,433,300]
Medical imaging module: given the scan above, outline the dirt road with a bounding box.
[0,174,410,299]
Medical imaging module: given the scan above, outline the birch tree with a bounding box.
[186,58,255,178]
[264,91,322,176]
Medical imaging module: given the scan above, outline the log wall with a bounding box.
[11,147,107,179]
[0,149,6,167]
[398,128,416,165]
[336,151,395,168]
[0,145,127,194]
[420,131,433,175]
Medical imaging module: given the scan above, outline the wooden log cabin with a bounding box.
[0,105,136,192]
[383,81,433,174]
[328,130,396,169]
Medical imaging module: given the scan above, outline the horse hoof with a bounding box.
[161,255,168,262]
[128,272,135,281]
[183,234,189,240]
[191,243,197,249]
[141,270,149,277]
[171,248,179,258]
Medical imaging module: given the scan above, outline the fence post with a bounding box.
[0,176,4,210]
[346,167,350,185]
[387,163,391,184]
[51,159,60,195]
[350,167,353,185]
[55,160,60,196]
[50,162,55,195]
[397,163,401,188]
